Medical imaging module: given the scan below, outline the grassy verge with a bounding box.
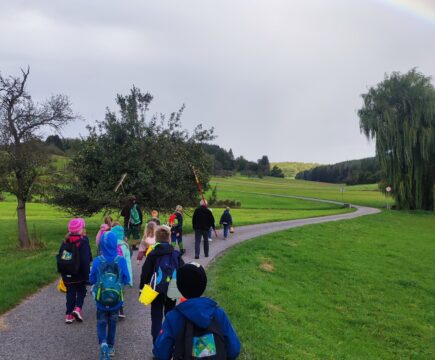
[206,211,435,359]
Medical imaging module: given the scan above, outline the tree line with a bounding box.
[295,157,380,185]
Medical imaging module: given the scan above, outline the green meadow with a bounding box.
[210,176,394,209]
[0,177,355,314]
[207,211,435,359]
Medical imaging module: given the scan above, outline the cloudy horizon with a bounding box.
[1,0,434,164]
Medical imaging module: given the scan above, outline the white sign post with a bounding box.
[385,186,392,210]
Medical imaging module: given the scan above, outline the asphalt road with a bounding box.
[0,199,379,360]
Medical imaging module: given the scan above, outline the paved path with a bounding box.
[0,199,379,360]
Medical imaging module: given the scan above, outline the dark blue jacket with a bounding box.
[90,232,130,311]
[153,297,241,360]
[58,235,91,284]
[219,210,233,226]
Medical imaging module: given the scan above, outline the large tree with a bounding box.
[0,68,76,248]
[358,69,435,210]
[53,86,214,216]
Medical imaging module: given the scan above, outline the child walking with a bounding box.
[139,225,184,344]
[219,207,233,240]
[57,218,92,324]
[96,216,113,255]
[170,205,185,255]
[90,232,130,359]
[137,221,157,264]
[153,262,241,359]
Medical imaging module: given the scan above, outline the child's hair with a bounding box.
[175,205,183,212]
[104,215,113,227]
[112,220,121,227]
[155,225,171,243]
[145,221,157,238]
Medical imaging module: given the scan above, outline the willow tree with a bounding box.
[358,69,435,210]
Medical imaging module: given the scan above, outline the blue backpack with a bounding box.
[95,256,123,308]
[154,251,180,295]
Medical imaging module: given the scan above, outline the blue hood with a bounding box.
[111,225,125,244]
[176,297,218,329]
[100,231,118,262]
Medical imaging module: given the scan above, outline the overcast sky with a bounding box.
[1,0,434,164]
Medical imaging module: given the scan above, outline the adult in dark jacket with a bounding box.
[57,218,92,323]
[140,226,184,343]
[153,262,241,360]
[219,207,233,240]
[120,195,143,250]
[192,199,215,259]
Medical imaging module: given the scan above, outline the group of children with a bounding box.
[56,205,239,359]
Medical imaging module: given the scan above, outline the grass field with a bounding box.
[271,162,320,178]
[210,176,394,209]
[0,178,353,314]
[206,211,435,359]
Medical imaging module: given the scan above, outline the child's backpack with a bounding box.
[153,251,180,294]
[129,204,141,226]
[57,239,81,275]
[173,315,227,360]
[95,256,123,308]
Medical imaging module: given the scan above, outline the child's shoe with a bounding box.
[72,307,83,322]
[108,346,115,357]
[65,314,74,324]
[208,238,213,242]
[180,249,186,255]
[100,342,110,360]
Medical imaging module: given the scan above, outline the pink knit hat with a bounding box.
[68,218,85,234]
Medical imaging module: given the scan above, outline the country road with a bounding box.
[0,198,380,360]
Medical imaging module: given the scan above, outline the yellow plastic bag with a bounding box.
[57,278,67,293]
[139,274,159,306]
[230,226,235,234]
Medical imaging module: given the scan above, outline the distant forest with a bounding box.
[295,157,381,185]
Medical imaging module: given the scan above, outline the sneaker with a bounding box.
[118,307,125,319]
[100,342,110,360]
[208,238,213,242]
[108,346,115,357]
[195,256,199,259]
[65,314,74,324]
[72,307,83,322]
[180,249,186,255]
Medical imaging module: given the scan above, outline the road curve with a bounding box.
[0,198,380,360]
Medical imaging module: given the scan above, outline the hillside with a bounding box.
[271,162,320,178]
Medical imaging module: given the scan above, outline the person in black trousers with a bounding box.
[192,199,216,259]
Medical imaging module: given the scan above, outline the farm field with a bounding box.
[210,176,394,208]
[0,177,353,314]
[207,210,435,359]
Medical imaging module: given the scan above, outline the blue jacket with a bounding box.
[153,297,241,360]
[89,232,130,311]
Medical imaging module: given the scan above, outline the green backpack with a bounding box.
[129,204,141,225]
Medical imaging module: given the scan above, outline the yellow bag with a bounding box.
[57,278,67,293]
[230,226,235,234]
[138,274,159,306]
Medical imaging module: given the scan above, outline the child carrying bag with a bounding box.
[139,273,159,306]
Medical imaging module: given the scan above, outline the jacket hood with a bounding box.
[148,242,174,257]
[111,225,125,244]
[176,297,218,329]
[100,232,118,261]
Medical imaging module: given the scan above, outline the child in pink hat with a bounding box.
[57,218,92,324]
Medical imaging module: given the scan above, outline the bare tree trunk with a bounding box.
[17,198,31,249]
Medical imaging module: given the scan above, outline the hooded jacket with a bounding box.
[111,225,133,286]
[139,242,184,290]
[89,232,130,311]
[219,210,233,226]
[153,297,241,360]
